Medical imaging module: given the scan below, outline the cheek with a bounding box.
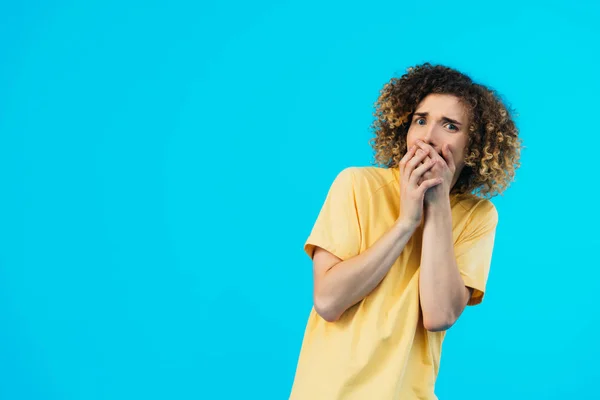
[449,140,467,162]
[453,151,466,170]
[406,130,418,148]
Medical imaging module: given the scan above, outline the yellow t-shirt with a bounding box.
[289,166,498,400]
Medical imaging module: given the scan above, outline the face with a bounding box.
[406,93,470,188]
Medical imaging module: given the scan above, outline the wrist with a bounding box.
[425,198,452,219]
[396,216,420,233]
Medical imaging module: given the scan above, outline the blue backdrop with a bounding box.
[1,1,599,399]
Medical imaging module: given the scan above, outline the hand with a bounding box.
[398,144,443,227]
[414,141,456,205]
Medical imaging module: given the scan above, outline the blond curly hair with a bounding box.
[369,63,523,198]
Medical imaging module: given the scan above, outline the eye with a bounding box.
[446,123,458,131]
[416,118,426,126]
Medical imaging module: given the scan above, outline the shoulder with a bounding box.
[334,166,396,195]
[455,195,499,228]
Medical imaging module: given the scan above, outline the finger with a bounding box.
[419,154,437,183]
[415,154,429,183]
[410,158,436,186]
[407,149,430,171]
[415,140,437,159]
[412,152,432,186]
[416,140,446,165]
[405,151,430,183]
[399,145,418,178]
[442,144,455,170]
[418,154,432,168]
[419,177,443,194]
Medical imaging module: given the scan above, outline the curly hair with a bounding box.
[369,62,523,199]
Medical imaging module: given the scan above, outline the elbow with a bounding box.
[423,313,456,332]
[424,321,452,332]
[313,295,341,323]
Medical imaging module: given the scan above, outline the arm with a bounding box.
[418,199,472,332]
[312,217,418,322]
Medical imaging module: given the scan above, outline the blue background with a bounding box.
[1,0,599,399]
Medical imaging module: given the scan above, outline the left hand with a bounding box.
[414,140,456,204]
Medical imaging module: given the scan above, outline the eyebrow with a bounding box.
[414,112,462,126]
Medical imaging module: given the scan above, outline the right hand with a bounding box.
[397,145,442,226]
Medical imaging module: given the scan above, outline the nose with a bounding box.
[420,124,436,146]
[417,126,444,156]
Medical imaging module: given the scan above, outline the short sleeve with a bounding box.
[304,167,362,261]
[454,201,498,306]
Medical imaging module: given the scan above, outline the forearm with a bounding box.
[419,200,470,331]
[316,218,418,321]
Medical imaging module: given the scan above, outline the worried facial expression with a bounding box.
[406,94,470,188]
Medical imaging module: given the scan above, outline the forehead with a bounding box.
[415,94,467,120]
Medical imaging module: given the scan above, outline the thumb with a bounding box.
[442,144,455,169]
